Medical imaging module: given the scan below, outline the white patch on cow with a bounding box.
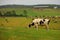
[44,19,50,24]
[32,18,43,24]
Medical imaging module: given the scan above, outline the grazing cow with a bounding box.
[28,18,50,31]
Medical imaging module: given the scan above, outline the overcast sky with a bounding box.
[0,0,60,5]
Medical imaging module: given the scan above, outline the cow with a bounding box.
[28,18,50,31]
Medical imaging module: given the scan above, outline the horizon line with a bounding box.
[0,4,60,6]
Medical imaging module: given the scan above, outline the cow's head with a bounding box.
[28,22,34,28]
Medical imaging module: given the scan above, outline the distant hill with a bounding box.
[0,4,60,8]
[0,5,33,8]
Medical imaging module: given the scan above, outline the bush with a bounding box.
[4,11,12,16]
[4,10,17,17]
[0,11,2,16]
[23,10,28,17]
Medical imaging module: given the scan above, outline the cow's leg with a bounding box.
[35,24,38,31]
[45,24,49,31]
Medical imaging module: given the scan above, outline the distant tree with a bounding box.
[0,11,2,16]
[23,10,28,17]
[4,11,11,16]
[20,14,24,17]
[4,10,17,16]
[12,10,16,16]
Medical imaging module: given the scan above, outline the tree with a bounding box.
[20,14,24,17]
[4,11,11,16]
[23,10,28,17]
[12,10,16,16]
[0,11,2,16]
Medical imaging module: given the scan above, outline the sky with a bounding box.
[0,0,60,5]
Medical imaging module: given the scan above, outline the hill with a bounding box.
[0,4,60,8]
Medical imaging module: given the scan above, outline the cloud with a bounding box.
[0,0,60,5]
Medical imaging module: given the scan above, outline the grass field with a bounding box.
[0,17,60,40]
[0,8,60,40]
[0,26,60,40]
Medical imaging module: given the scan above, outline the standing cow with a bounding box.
[28,18,50,31]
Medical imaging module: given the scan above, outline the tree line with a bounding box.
[0,10,28,17]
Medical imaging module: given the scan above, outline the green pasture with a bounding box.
[0,8,60,40]
[0,17,60,40]
[0,27,60,40]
